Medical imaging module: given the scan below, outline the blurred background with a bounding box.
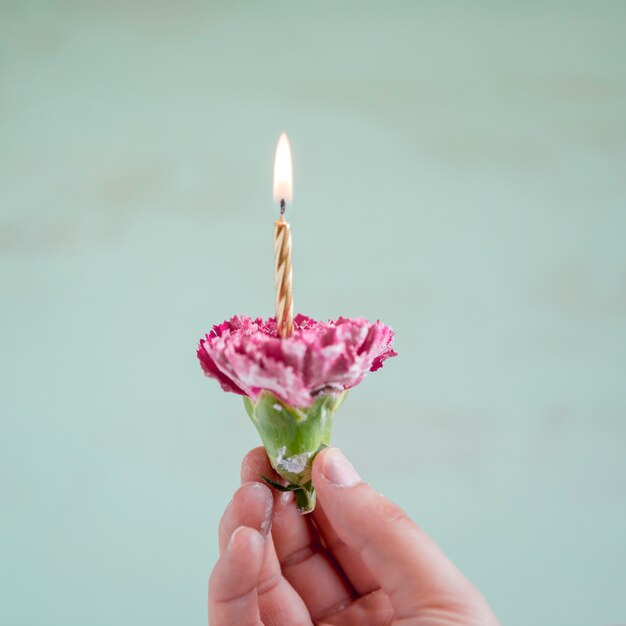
[1,2,625,625]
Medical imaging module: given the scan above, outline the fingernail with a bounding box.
[323,448,360,487]
[260,498,272,538]
[228,525,245,550]
[249,483,272,537]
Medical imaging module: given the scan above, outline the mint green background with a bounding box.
[1,2,625,625]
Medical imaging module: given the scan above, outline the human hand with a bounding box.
[209,447,500,625]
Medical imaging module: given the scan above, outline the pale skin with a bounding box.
[209,447,500,626]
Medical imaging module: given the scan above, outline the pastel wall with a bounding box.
[1,3,625,625]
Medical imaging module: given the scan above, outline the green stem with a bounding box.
[294,482,316,514]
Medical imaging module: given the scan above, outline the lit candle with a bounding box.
[273,132,294,338]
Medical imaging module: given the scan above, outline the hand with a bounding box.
[209,447,500,625]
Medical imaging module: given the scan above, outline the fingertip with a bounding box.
[312,450,411,548]
[240,447,269,483]
[218,482,274,553]
[313,447,361,488]
[311,446,333,484]
[242,481,274,537]
[313,445,332,468]
[240,479,274,500]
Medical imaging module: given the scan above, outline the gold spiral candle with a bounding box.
[274,213,293,337]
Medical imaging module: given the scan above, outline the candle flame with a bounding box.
[273,132,293,204]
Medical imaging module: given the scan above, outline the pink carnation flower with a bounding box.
[197,314,397,408]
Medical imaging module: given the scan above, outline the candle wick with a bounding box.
[280,198,286,216]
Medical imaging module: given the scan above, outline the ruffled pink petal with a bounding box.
[197,339,247,396]
[197,314,396,408]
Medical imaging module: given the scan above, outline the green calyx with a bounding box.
[243,390,347,514]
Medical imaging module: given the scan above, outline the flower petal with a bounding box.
[197,315,396,408]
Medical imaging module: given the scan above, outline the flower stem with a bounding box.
[294,482,316,514]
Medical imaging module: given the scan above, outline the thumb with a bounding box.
[312,447,485,618]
